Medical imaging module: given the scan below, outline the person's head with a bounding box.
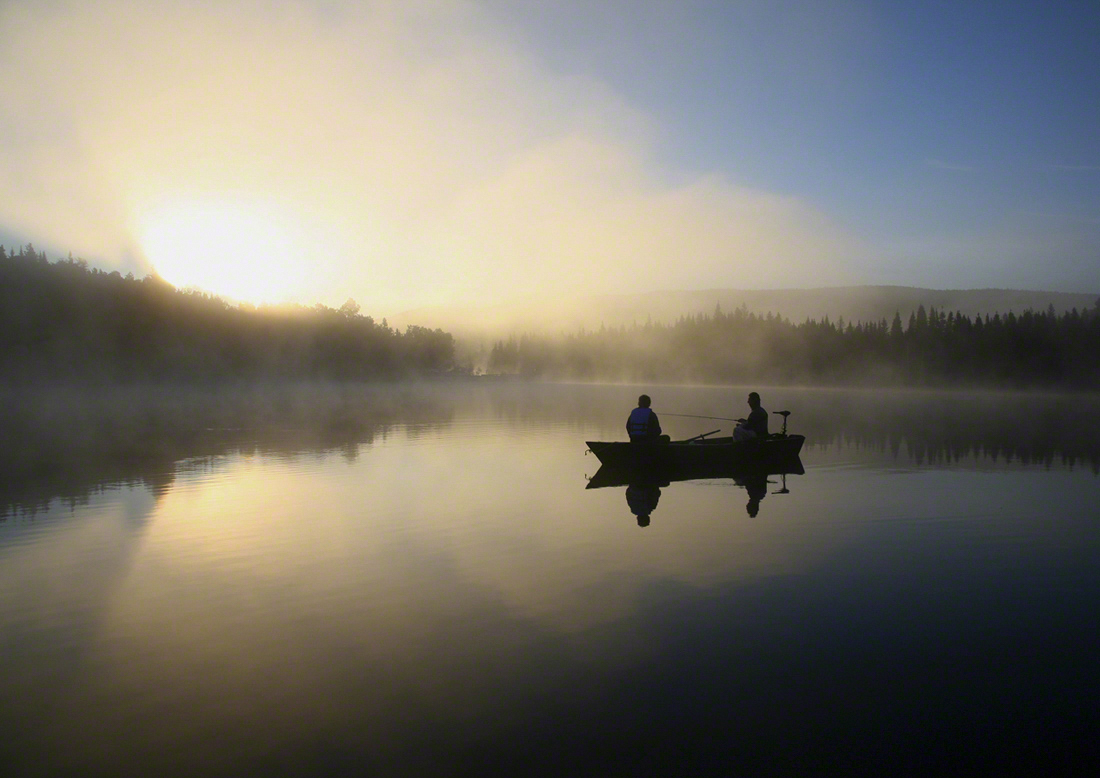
[747,392,761,409]
[637,513,651,527]
[746,499,760,518]
[638,394,651,408]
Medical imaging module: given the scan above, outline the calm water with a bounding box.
[2,384,1099,776]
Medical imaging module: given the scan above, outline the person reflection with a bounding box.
[625,482,661,527]
[740,471,769,518]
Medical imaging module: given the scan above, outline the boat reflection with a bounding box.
[586,456,804,524]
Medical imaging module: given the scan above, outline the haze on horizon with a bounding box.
[1,0,1097,317]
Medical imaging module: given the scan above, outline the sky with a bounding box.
[0,0,1097,314]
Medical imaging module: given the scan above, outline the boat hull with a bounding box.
[585,434,805,471]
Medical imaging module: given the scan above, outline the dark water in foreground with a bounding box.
[2,384,1098,776]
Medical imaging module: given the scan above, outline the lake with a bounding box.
[2,383,1098,776]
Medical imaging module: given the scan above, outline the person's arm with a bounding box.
[650,411,661,436]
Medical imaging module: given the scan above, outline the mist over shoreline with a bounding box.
[3,244,1098,389]
[389,285,1100,342]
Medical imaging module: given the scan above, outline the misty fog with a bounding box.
[5,382,1099,522]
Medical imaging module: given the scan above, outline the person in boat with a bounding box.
[734,392,769,442]
[626,394,670,443]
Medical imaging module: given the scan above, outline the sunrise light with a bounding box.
[136,198,308,303]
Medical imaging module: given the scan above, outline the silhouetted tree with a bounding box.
[0,247,454,383]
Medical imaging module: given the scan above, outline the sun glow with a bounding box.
[136,199,310,304]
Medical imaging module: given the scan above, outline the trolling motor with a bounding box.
[772,410,791,436]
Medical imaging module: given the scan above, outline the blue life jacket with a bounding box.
[628,407,654,437]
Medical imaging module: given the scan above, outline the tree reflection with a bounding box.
[794,391,1100,474]
[0,385,454,521]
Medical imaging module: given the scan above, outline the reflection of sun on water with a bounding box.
[136,200,308,303]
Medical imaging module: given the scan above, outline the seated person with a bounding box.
[734,392,769,442]
[626,394,669,443]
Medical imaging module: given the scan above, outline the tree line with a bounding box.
[488,301,1100,387]
[0,243,455,383]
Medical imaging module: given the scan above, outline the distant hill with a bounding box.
[389,286,1100,342]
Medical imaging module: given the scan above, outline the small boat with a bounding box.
[585,432,805,471]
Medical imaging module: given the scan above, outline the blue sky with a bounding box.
[488,0,1100,284]
[0,0,1097,308]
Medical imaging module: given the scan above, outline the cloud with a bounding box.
[0,0,861,310]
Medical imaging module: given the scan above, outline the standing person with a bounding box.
[626,394,667,443]
[734,392,769,442]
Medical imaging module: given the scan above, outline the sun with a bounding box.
[135,198,309,303]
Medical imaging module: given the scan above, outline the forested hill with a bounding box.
[0,244,455,383]
[390,286,1099,339]
[487,303,1100,388]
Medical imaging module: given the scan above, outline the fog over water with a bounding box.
[3,383,1098,518]
[2,383,1098,775]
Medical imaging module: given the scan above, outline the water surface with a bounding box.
[2,384,1098,775]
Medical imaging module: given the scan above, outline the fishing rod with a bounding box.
[664,410,793,434]
[661,413,740,422]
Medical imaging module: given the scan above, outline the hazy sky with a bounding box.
[1,0,1097,313]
